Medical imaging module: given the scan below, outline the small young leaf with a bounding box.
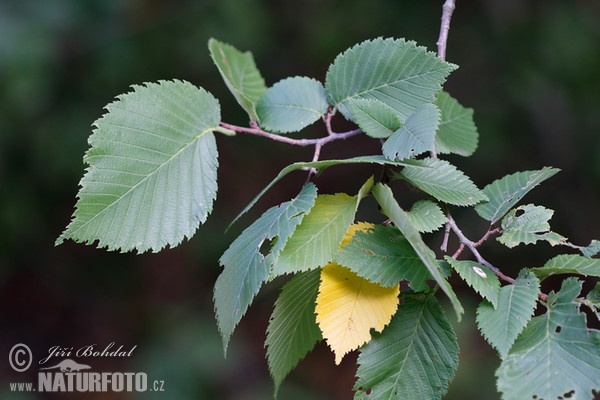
[531,254,600,281]
[354,294,459,400]
[316,263,400,365]
[382,103,440,161]
[372,183,464,320]
[476,269,540,358]
[56,80,220,253]
[446,258,500,308]
[348,98,402,139]
[434,91,478,156]
[208,38,266,122]
[325,37,456,121]
[398,158,488,206]
[272,192,359,276]
[474,167,559,223]
[215,183,317,352]
[497,278,600,400]
[256,76,329,133]
[497,204,567,248]
[406,200,447,233]
[335,224,430,290]
[265,269,322,396]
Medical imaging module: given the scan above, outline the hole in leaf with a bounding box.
[555,325,562,333]
[515,208,525,217]
[563,390,575,398]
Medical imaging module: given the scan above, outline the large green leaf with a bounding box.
[497,204,566,248]
[215,184,317,352]
[354,294,459,400]
[434,91,478,156]
[474,167,559,223]
[265,269,322,397]
[256,76,329,133]
[56,80,220,253]
[335,224,430,290]
[325,37,456,121]
[208,38,266,122]
[446,258,500,308]
[398,158,488,206]
[348,98,402,139]
[372,183,463,320]
[476,269,540,358]
[497,278,600,400]
[382,103,440,161]
[531,254,600,280]
[272,192,359,276]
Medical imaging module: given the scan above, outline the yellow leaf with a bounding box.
[316,222,399,364]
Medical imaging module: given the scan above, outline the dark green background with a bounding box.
[2,1,599,399]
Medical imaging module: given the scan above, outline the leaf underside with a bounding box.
[215,183,317,352]
[398,157,488,206]
[447,257,500,308]
[208,38,266,122]
[476,269,540,358]
[57,80,220,253]
[531,254,600,280]
[382,103,440,161]
[475,167,559,223]
[435,91,478,156]
[257,76,329,133]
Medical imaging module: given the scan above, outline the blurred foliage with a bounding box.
[1,0,599,399]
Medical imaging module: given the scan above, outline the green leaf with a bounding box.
[335,224,431,290]
[398,158,488,206]
[372,183,463,320]
[382,103,440,161]
[325,37,457,121]
[446,258,500,308]
[434,91,478,156]
[215,184,317,352]
[56,80,220,253]
[584,282,600,320]
[474,167,559,223]
[256,76,329,133]
[497,204,567,248]
[579,239,600,257]
[265,269,322,396]
[208,38,266,122]
[348,98,402,139]
[354,294,459,400]
[230,155,417,227]
[272,192,359,276]
[497,278,600,400]
[531,254,600,280]
[406,200,447,233]
[476,269,540,358]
